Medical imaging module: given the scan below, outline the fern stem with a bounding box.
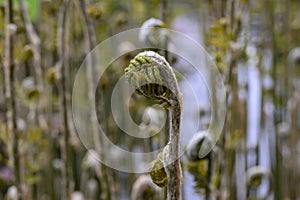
[166,99,182,200]
[58,0,72,199]
[4,0,22,199]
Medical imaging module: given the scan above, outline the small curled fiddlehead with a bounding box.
[125,51,179,107]
[246,166,271,189]
[186,131,214,161]
[246,166,272,199]
[149,152,168,187]
[139,18,167,48]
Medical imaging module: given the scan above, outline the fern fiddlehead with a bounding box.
[125,51,179,105]
[125,51,182,199]
[149,152,168,188]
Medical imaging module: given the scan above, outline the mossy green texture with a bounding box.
[149,154,168,187]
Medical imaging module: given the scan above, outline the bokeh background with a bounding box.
[0,0,300,199]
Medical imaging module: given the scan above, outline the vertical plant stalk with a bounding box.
[166,100,182,200]
[125,51,182,200]
[216,1,248,198]
[288,47,300,199]
[265,0,282,198]
[232,1,247,199]
[4,0,22,199]
[18,0,47,130]
[206,1,229,198]
[161,0,168,61]
[225,57,239,200]
[58,0,72,199]
[161,0,168,24]
[203,153,213,200]
[77,1,112,199]
[18,2,46,198]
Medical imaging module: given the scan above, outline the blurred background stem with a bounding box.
[77,0,112,199]
[57,0,72,199]
[4,0,22,199]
